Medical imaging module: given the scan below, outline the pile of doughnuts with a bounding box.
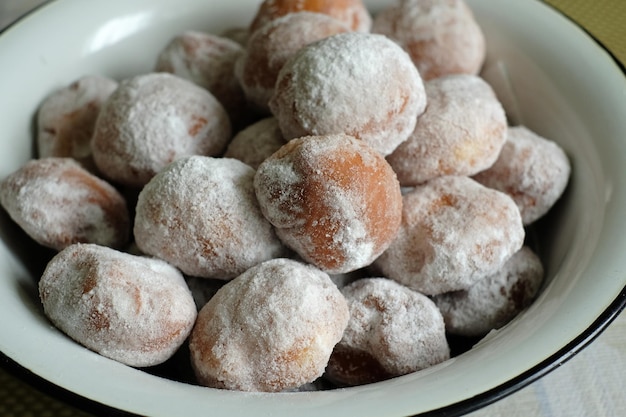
[0,0,571,393]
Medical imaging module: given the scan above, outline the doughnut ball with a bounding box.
[155,31,248,127]
[254,134,402,274]
[91,73,231,188]
[249,0,372,35]
[432,246,544,337]
[269,32,426,156]
[39,243,197,367]
[235,12,350,113]
[373,176,525,295]
[223,117,287,169]
[387,74,507,186]
[326,278,450,386]
[37,75,118,172]
[372,0,486,80]
[0,158,129,251]
[472,126,571,225]
[189,258,350,392]
[134,155,285,279]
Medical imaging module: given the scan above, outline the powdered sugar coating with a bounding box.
[91,73,231,188]
[387,74,507,186]
[269,32,426,156]
[39,243,197,367]
[0,158,129,251]
[223,117,286,169]
[235,12,349,113]
[472,126,571,225]
[134,155,285,279]
[432,246,544,337]
[374,176,524,295]
[155,31,247,127]
[249,0,372,34]
[372,0,486,80]
[254,134,403,274]
[37,75,118,172]
[189,258,349,392]
[326,278,450,386]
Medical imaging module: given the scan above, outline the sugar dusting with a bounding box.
[38,243,197,367]
[134,155,285,279]
[189,258,349,392]
[374,176,524,295]
[269,32,426,156]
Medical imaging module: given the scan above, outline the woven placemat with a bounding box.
[1,1,624,416]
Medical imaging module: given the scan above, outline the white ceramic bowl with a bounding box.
[1,0,625,416]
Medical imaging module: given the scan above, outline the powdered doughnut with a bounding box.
[473,126,571,225]
[134,155,285,279]
[39,243,197,367]
[373,175,524,295]
[0,158,129,251]
[91,72,231,188]
[372,0,486,80]
[155,31,248,127]
[235,12,349,113]
[269,32,426,156]
[432,246,544,337]
[37,75,118,172]
[189,258,349,392]
[387,74,507,186]
[254,134,402,274]
[326,278,449,386]
[223,117,286,169]
[249,0,372,35]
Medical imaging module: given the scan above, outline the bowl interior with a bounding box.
[0,0,625,416]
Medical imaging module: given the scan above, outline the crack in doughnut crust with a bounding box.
[374,175,524,295]
[189,258,349,392]
[326,278,450,386]
[254,134,403,274]
[39,243,197,367]
[269,32,426,156]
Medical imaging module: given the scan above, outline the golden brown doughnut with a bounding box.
[372,0,486,80]
[249,0,372,35]
[472,126,571,225]
[386,74,507,186]
[37,75,118,172]
[134,155,285,279]
[91,73,231,188]
[0,157,129,251]
[39,243,197,367]
[189,258,349,392]
[326,278,450,386]
[269,32,427,156]
[235,12,349,113]
[432,246,544,337]
[373,175,524,295]
[254,134,402,274]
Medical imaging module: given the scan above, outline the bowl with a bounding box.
[1,0,625,416]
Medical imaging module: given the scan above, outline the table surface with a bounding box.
[0,1,625,416]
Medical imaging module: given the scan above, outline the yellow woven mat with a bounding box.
[0,1,624,416]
